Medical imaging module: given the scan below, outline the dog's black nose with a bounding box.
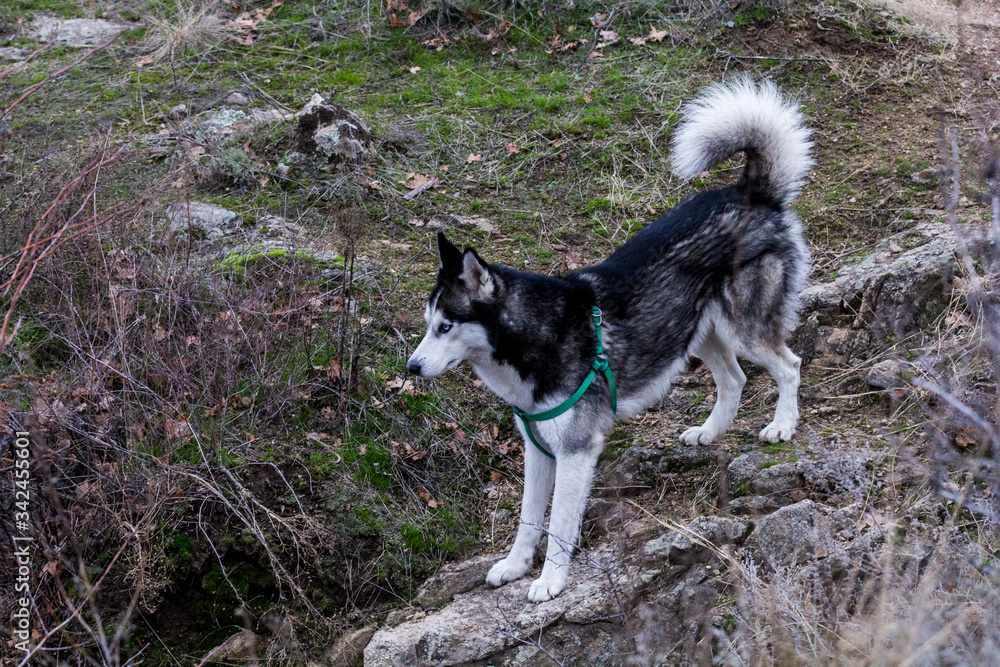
[405,360,422,375]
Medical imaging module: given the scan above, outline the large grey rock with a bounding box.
[363,516,746,667]
[727,494,787,516]
[864,358,911,389]
[750,500,835,569]
[801,223,974,333]
[297,93,370,163]
[167,202,238,238]
[639,516,747,582]
[804,456,871,497]
[749,461,809,497]
[166,103,188,120]
[602,443,717,497]
[0,47,33,61]
[728,452,769,489]
[31,16,130,47]
[195,107,249,142]
[655,443,717,473]
[583,496,639,537]
[415,553,499,609]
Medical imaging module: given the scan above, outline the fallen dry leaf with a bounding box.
[564,252,583,270]
[955,427,977,449]
[466,153,483,163]
[628,36,647,46]
[406,65,421,74]
[385,376,415,393]
[598,29,619,43]
[399,173,431,189]
[647,26,668,42]
[417,487,444,509]
[504,142,520,154]
[590,12,606,26]
[490,471,502,483]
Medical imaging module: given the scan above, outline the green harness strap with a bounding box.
[512,306,617,460]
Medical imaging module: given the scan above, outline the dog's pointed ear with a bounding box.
[460,248,497,300]
[437,231,463,270]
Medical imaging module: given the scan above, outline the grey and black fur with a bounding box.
[406,77,813,601]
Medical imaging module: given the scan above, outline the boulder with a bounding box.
[750,500,835,569]
[803,456,871,497]
[583,496,639,537]
[727,452,769,489]
[864,358,911,389]
[749,461,809,497]
[727,494,787,516]
[195,107,250,142]
[0,47,33,61]
[166,202,238,239]
[363,516,747,666]
[166,103,188,120]
[297,93,370,163]
[31,16,131,47]
[800,223,973,334]
[655,443,717,473]
[415,553,499,609]
[197,629,260,664]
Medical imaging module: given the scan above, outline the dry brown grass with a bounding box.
[140,1,233,67]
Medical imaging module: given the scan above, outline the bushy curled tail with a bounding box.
[671,76,813,205]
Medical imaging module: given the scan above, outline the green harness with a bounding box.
[511,306,617,459]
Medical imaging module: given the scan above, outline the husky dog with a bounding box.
[406,77,812,601]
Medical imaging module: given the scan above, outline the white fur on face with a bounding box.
[407,298,490,377]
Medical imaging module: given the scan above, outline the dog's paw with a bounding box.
[527,576,566,602]
[680,425,718,445]
[759,420,796,443]
[486,556,531,587]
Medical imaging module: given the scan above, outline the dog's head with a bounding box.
[405,232,503,378]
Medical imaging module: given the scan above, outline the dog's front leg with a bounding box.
[527,441,601,602]
[486,422,556,587]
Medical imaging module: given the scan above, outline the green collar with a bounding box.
[511,306,617,459]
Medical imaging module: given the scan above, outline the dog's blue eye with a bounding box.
[439,323,452,334]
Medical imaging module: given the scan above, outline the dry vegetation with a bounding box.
[0,0,998,664]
